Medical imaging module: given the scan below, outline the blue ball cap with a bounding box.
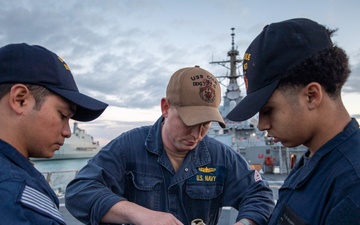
[227,18,333,121]
[0,43,108,121]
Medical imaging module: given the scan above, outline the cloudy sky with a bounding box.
[1,0,360,145]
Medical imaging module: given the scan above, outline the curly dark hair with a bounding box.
[278,29,351,99]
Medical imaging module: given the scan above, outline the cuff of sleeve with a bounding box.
[239,218,253,225]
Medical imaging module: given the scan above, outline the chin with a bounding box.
[282,142,300,148]
[45,152,55,158]
[180,146,195,152]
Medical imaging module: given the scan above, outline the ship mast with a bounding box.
[210,28,243,117]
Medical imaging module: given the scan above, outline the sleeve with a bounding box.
[0,180,65,225]
[326,180,360,225]
[222,148,275,225]
[65,138,127,225]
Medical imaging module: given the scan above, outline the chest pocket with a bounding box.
[184,182,224,224]
[125,171,163,208]
[185,165,225,200]
[128,171,162,190]
[186,183,224,199]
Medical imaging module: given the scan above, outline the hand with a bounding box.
[101,201,184,225]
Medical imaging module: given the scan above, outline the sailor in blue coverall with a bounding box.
[0,140,66,225]
[267,119,360,224]
[226,18,360,225]
[0,43,107,225]
[65,117,275,225]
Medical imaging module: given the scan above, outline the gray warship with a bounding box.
[208,28,307,174]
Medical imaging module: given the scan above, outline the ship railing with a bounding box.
[41,170,79,196]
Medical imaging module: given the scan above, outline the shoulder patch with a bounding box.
[20,185,65,223]
[254,170,262,182]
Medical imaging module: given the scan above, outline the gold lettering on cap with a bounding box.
[244,53,251,61]
[243,52,250,91]
[58,56,70,71]
[243,62,248,70]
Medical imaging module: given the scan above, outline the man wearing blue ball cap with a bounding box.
[227,18,360,224]
[0,43,108,224]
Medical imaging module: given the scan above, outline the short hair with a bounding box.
[0,83,52,110]
[278,28,351,99]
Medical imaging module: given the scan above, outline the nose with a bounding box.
[190,124,202,138]
[257,114,270,131]
[62,122,72,138]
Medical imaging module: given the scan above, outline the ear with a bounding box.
[304,82,323,110]
[8,84,32,114]
[161,98,170,118]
